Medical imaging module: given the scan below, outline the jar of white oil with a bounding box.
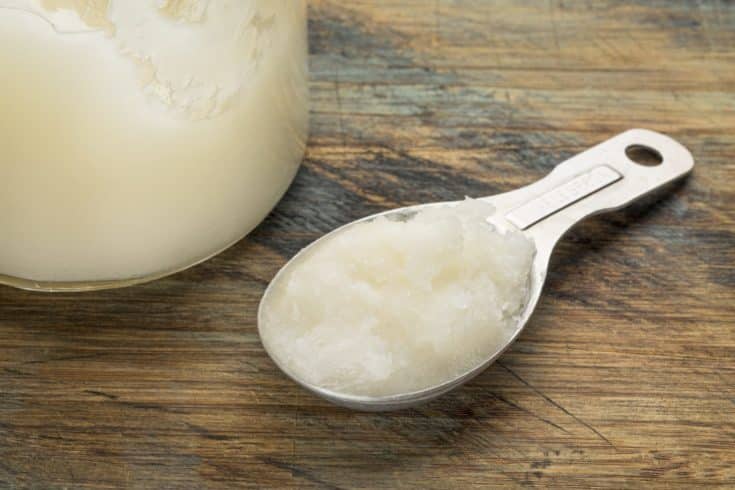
[0,0,308,291]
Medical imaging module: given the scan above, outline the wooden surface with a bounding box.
[2,1,734,488]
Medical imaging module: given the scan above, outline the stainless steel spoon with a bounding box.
[258,129,694,411]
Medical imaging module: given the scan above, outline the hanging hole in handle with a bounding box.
[625,144,663,166]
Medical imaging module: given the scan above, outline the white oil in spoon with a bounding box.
[259,199,535,398]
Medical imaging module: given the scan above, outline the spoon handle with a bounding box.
[496,129,694,260]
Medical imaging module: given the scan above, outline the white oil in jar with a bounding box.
[0,0,308,288]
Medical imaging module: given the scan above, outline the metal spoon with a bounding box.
[258,129,694,411]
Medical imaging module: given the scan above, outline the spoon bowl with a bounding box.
[258,129,694,411]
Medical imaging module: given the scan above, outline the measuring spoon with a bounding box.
[258,129,694,411]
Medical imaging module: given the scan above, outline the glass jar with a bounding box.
[0,1,308,291]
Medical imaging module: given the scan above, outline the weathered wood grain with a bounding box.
[1,1,734,488]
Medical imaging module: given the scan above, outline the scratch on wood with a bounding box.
[497,361,617,450]
[493,392,571,434]
[334,28,348,152]
[184,423,234,441]
[695,0,715,51]
[259,456,343,490]
[21,353,107,365]
[83,390,118,400]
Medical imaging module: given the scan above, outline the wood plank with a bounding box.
[1,0,734,488]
